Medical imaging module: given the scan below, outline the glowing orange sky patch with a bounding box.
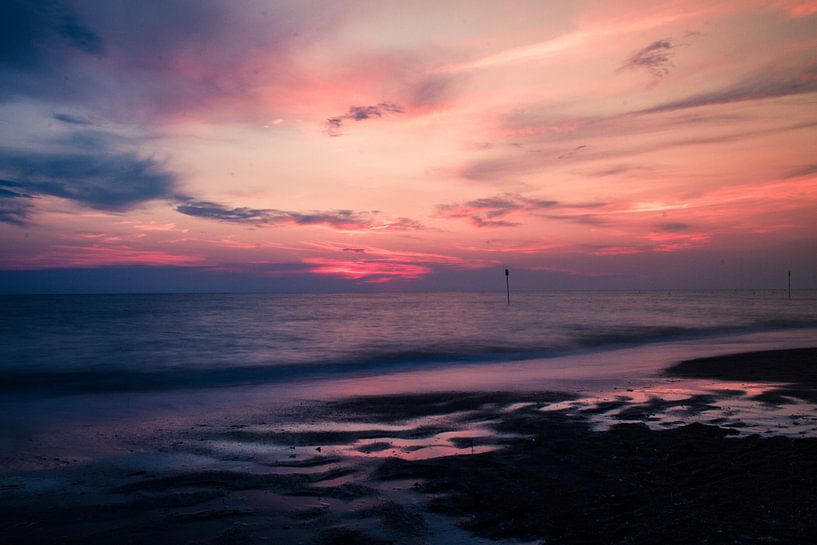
[304,258,431,282]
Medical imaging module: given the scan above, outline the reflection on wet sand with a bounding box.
[2,348,817,544]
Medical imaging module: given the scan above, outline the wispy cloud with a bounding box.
[655,222,690,232]
[436,193,559,227]
[558,144,588,159]
[440,6,712,75]
[460,116,817,182]
[619,38,676,85]
[175,199,423,232]
[0,244,202,269]
[784,163,817,179]
[457,240,564,254]
[0,180,34,225]
[645,231,711,252]
[53,113,94,126]
[325,102,404,136]
[639,63,817,114]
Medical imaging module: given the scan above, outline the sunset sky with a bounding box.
[1,0,816,292]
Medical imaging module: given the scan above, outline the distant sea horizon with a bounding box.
[0,287,809,295]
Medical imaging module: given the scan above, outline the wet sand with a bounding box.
[666,347,817,403]
[2,348,817,544]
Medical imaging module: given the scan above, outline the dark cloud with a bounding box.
[0,180,33,198]
[471,217,519,228]
[639,64,817,114]
[325,102,404,136]
[0,200,33,226]
[0,0,105,105]
[54,129,140,151]
[0,0,102,70]
[0,180,34,225]
[785,164,817,179]
[585,164,647,177]
[53,113,93,125]
[0,135,177,223]
[545,213,609,226]
[558,144,587,159]
[291,210,376,228]
[1,1,350,124]
[176,199,424,232]
[175,201,271,224]
[460,156,523,181]
[342,248,366,253]
[436,193,559,228]
[410,75,455,108]
[350,104,402,120]
[59,12,103,54]
[380,216,424,231]
[325,117,343,135]
[620,39,675,84]
[656,222,690,232]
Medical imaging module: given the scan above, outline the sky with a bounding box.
[1,0,816,293]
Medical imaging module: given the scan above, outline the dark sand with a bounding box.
[2,348,817,544]
[666,347,817,403]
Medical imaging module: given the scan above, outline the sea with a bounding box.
[2,290,816,466]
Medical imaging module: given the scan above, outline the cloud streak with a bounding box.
[436,193,560,227]
[784,163,817,179]
[175,200,423,232]
[639,63,817,114]
[325,102,404,136]
[620,38,675,84]
[53,113,94,126]
[0,180,34,225]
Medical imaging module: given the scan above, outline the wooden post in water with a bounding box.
[505,268,510,305]
[788,270,791,299]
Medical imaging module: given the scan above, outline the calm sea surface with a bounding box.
[2,291,816,395]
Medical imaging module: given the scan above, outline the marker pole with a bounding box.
[788,270,791,300]
[505,268,510,305]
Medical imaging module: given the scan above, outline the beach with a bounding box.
[2,292,817,544]
[2,346,817,544]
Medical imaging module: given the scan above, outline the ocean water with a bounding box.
[2,290,817,473]
[2,290,816,396]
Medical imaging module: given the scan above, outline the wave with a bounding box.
[4,319,817,396]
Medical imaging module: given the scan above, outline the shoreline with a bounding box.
[2,347,817,544]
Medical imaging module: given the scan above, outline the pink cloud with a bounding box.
[645,231,712,252]
[524,265,609,277]
[773,0,817,17]
[1,244,204,269]
[458,241,564,254]
[590,246,645,256]
[304,258,431,283]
